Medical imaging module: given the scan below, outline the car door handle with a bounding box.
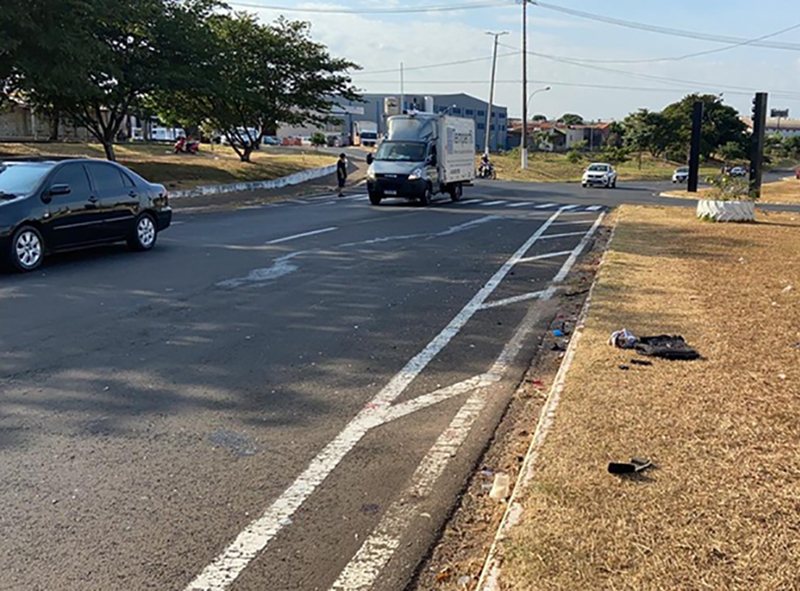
[88,196,99,203]
[128,191,137,197]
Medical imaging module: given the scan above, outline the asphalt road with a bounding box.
[1,178,796,591]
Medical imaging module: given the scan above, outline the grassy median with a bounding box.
[492,152,719,183]
[664,177,800,205]
[502,206,800,590]
[0,142,335,191]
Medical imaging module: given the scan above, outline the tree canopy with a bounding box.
[558,113,584,125]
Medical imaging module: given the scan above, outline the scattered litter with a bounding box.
[489,473,511,501]
[457,575,472,587]
[531,379,544,389]
[551,342,566,352]
[360,503,380,515]
[630,359,653,366]
[608,457,652,475]
[480,468,494,479]
[783,285,794,293]
[778,374,788,381]
[553,329,565,337]
[791,343,800,349]
[618,364,630,371]
[566,288,590,298]
[435,567,452,582]
[636,335,700,360]
[608,328,638,349]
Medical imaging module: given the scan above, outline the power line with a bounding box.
[499,42,800,99]
[225,0,512,15]
[354,52,517,75]
[531,1,800,51]
[545,22,800,64]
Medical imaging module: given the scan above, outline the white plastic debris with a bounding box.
[489,473,510,501]
[608,328,638,349]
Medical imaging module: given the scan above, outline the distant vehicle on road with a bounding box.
[582,163,617,188]
[366,112,475,206]
[261,136,281,146]
[729,166,747,177]
[672,166,689,183]
[0,159,171,272]
[353,121,379,147]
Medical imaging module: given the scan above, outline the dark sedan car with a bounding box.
[0,158,171,272]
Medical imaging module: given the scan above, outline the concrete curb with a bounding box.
[170,164,337,199]
[475,214,619,591]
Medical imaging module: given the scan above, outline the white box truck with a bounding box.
[365,113,475,206]
[352,121,379,147]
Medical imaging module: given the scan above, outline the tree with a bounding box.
[531,114,547,122]
[310,132,327,148]
[783,135,800,159]
[159,14,359,162]
[606,121,625,148]
[601,145,630,165]
[623,108,678,167]
[558,113,583,125]
[661,94,747,162]
[9,0,217,160]
[718,140,745,163]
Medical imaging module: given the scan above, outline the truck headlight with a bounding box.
[366,166,376,181]
[408,168,424,181]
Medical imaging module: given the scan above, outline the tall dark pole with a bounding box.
[687,101,703,193]
[750,92,768,198]
[521,0,529,169]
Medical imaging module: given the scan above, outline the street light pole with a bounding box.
[484,31,508,156]
[521,0,529,169]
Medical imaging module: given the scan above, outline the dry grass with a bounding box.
[662,177,800,205]
[492,152,718,183]
[0,142,334,191]
[502,206,800,590]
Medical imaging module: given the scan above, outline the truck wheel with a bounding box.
[449,184,462,202]
[368,191,382,205]
[419,185,432,206]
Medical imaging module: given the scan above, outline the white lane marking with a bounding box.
[381,374,496,424]
[171,221,186,226]
[517,250,573,264]
[482,200,507,206]
[585,205,603,211]
[539,231,588,240]
[559,204,579,210]
[477,212,607,591]
[330,291,557,591]
[508,202,534,208]
[479,290,547,310]
[266,227,338,245]
[457,199,484,205]
[535,202,558,209]
[185,210,565,591]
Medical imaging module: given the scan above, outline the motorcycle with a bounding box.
[174,137,200,154]
[477,160,496,180]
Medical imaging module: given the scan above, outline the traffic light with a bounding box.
[750,92,768,197]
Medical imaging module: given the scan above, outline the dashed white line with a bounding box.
[535,202,558,209]
[482,200,507,206]
[508,202,533,208]
[585,205,603,211]
[266,227,338,245]
[184,209,565,591]
[457,199,484,205]
[479,290,547,310]
[559,204,579,210]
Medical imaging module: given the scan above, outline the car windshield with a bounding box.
[587,164,608,172]
[0,162,51,196]
[677,167,689,173]
[375,141,426,162]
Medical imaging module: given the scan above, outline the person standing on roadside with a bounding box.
[337,153,348,197]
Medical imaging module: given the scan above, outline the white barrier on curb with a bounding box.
[169,164,337,199]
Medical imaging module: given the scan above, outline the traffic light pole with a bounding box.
[687,101,703,193]
[750,92,768,198]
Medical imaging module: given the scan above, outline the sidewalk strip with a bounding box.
[183,209,566,591]
[265,227,338,245]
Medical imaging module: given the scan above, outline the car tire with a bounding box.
[368,191,382,205]
[611,179,617,188]
[582,183,587,188]
[128,213,158,251]
[419,185,432,207]
[9,225,45,272]
[449,184,462,202]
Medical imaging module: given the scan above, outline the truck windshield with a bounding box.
[0,162,51,197]
[375,142,426,162]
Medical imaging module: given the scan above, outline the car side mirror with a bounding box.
[50,184,71,196]
[366,154,374,165]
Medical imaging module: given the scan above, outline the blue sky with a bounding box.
[241,0,800,121]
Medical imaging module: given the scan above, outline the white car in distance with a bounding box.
[672,166,689,183]
[582,163,617,188]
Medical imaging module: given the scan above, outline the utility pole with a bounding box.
[484,31,508,155]
[521,0,529,169]
[400,62,405,114]
[687,101,703,193]
[750,92,768,198]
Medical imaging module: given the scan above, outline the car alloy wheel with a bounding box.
[137,216,156,248]
[14,228,43,271]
